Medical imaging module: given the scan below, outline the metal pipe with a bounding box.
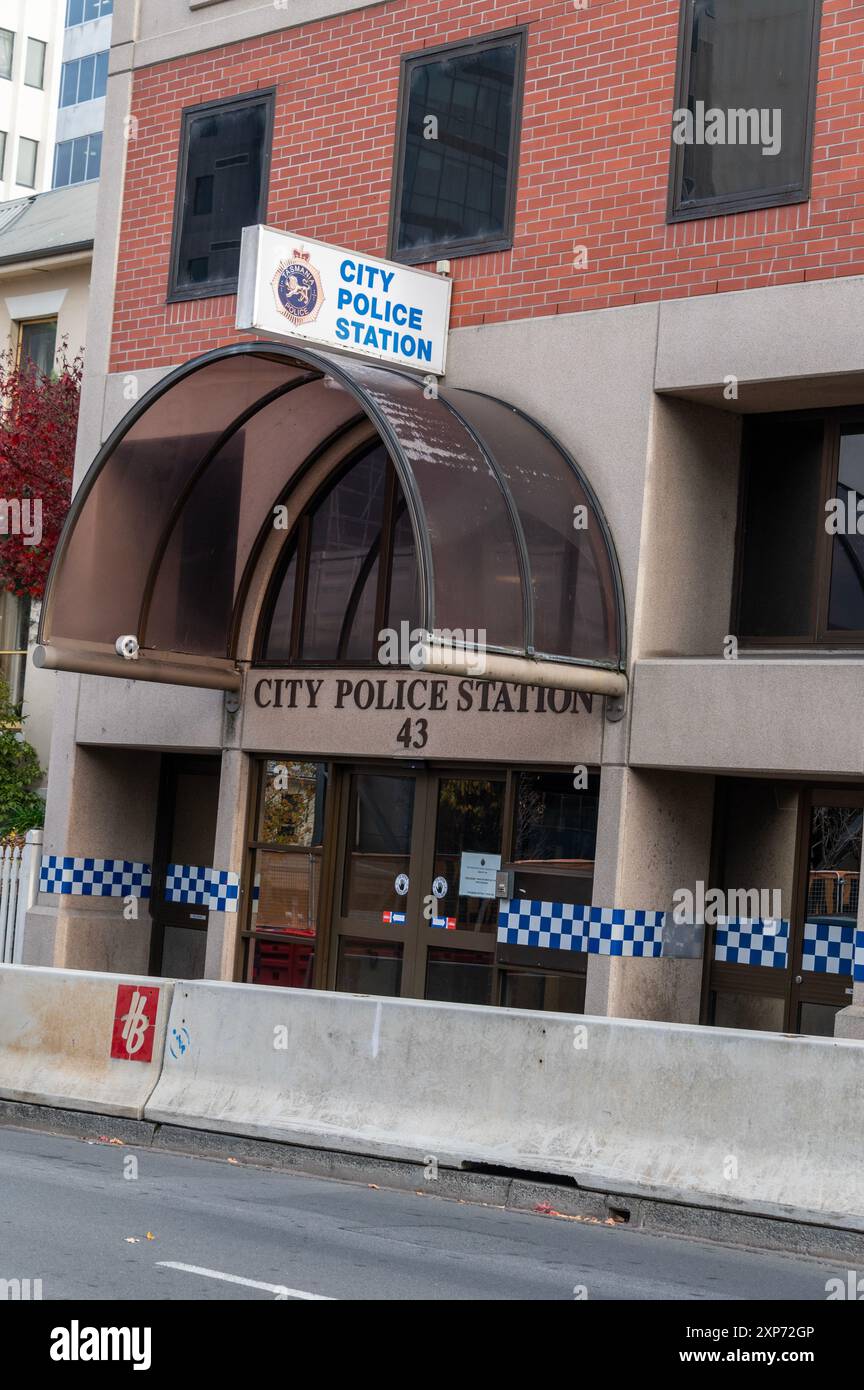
[32,644,242,693]
[416,643,628,697]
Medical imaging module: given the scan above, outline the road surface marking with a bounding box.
[157,1261,335,1299]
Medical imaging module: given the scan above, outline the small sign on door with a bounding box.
[458,852,501,900]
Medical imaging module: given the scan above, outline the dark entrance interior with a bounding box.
[706,782,860,1035]
[149,753,221,977]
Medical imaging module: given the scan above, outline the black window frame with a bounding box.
[167,88,275,305]
[388,27,527,266]
[667,0,822,224]
[732,407,864,649]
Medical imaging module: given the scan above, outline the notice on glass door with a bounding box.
[458,852,501,900]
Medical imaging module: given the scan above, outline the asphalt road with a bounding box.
[0,1124,845,1301]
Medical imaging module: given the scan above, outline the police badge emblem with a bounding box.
[271,247,324,326]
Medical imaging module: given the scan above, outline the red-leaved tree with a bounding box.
[0,344,83,600]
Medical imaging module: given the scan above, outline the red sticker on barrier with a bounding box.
[110,984,159,1063]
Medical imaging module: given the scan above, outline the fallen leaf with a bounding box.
[367,1184,379,1190]
[145,1232,155,1241]
[227,1158,239,1166]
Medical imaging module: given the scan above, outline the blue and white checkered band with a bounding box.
[497,900,664,957]
[713,917,789,969]
[855,929,864,983]
[801,919,856,976]
[39,856,152,898]
[165,864,240,913]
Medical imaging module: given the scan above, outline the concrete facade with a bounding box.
[25,0,864,1039]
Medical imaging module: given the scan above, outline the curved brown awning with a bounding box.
[36,343,626,694]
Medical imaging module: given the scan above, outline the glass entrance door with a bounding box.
[412,773,504,1004]
[331,769,426,997]
[329,766,505,1002]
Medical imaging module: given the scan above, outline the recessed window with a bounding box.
[19,318,57,377]
[259,444,420,665]
[52,131,102,187]
[60,50,108,106]
[168,91,273,301]
[66,0,113,24]
[669,0,821,221]
[391,29,525,264]
[735,413,864,645]
[0,131,7,180]
[16,137,38,189]
[24,38,46,90]
[0,29,14,82]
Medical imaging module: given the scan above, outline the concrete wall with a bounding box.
[25,734,161,971]
[630,660,864,778]
[0,963,172,1116]
[146,978,864,1223]
[587,769,714,1024]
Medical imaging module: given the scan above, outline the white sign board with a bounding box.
[236,225,452,375]
[458,852,502,900]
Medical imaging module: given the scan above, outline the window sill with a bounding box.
[166,284,238,305]
[390,237,513,267]
[667,188,809,225]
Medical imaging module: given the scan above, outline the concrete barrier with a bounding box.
[147,981,864,1225]
[0,965,172,1118]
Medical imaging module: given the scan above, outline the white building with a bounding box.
[0,0,64,200]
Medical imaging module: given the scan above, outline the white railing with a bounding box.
[0,828,42,964]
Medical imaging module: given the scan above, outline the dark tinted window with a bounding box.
[170,94,271,299]
[736,414,864,644]
[393,33,523,262]
[302,449,387,662]
[513,772,600,865]
[738,418,823,639]
[671,0,819,219]
[261,445,421,665]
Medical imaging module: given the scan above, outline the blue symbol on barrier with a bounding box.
[169,1026,190,1060]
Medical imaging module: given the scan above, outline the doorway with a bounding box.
[149,754,221,977]
[707,784,861,1034]
[331,765,505,1004]
[243,757,599,1009]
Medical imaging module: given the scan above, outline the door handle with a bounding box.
[794,975,802,985]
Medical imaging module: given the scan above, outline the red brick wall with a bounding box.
[110,0,864,371]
